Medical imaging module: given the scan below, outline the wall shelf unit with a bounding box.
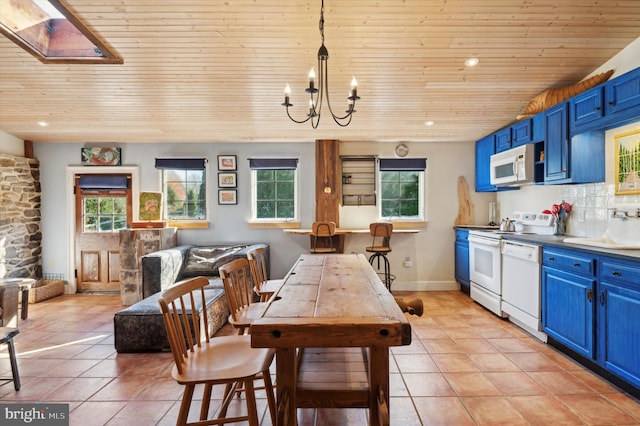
[341,156,376,206]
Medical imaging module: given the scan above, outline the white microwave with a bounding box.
[490,144,535,186]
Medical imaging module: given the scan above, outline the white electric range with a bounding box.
[468,212,554,340]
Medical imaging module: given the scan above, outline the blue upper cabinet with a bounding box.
[569,86,605,133]
[545,102,605,185]
[570,67,640,134]
[475,134,496,192]
[495,127,512,152]
[605,67,640,116]
[494,115,542,153]
[544,103,569,182]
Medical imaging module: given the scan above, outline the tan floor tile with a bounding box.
[468,353,520,372]
[453,338,499,354]
[602,393,640,419]
[413,396,475,425]
[69,401,127,426]
[431,353,480,372]
[394,353,439,373]
[403,372,456,397]
[505,352,563,372]
[488,338,537,353]
[43,377,113,401]
[509,395,584,425]
[462,396,529,425]
[389,397,422,425]
[421,338,462,354]
[484,372,547,396]
[443,372,502,396]
[557,394,638,425]
[528,370,598,394]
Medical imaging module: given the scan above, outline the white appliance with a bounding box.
[501,240,546,342]
[469,211,554,334]
[469,232,504,317]
[490,144,535,186]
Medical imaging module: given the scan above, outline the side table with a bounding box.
[0,278,35,321]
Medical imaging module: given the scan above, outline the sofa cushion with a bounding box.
[114,288,228,353]
[180,245,246,278]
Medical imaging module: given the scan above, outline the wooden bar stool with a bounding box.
[310,221,338,253]
[365,222,393,290]
[0,327,20,391]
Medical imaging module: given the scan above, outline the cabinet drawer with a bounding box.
[601,258,640,287]
[543,249,596,276]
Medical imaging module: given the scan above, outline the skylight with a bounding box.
[0,0,122,64]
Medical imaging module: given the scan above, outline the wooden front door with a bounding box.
[74,174,132,292]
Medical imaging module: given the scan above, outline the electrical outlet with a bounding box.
[403,257,413,268]
[577,210,585,223]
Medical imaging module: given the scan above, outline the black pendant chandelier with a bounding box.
[282,0,360,128]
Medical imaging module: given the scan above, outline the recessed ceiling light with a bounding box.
[465,57,479,67]
[37,121,49,127]
[424,120,434,126]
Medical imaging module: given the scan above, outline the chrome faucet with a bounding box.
[608,208,639,220]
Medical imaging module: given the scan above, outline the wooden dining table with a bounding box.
[250,253,412,425]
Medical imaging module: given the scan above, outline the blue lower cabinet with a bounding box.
[598,257,640,389]
[542,265,595,359]
[543,247,640,393]
[454,229,470,292]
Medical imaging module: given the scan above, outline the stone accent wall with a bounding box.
[0,154,42,279]
[119,227,177,305]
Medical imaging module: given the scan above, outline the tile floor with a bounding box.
[1,291,639,425]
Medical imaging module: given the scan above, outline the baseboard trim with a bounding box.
[391,280,460,292]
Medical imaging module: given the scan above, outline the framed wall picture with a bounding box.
[139,191,163,221]
[218,172,237,188]
[81,147,121,166]
[218,189,237,205]
[218,155,237,170]
[615,129,640,195]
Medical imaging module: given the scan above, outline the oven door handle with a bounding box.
[468,235,501,247]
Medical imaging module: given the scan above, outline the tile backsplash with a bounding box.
[562,183,640,243]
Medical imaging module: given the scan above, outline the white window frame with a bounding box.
[156,158,210,228]
[249,162,299,224]
[377,160,426,222]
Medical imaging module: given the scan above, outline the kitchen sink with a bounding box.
[563,236,640,250]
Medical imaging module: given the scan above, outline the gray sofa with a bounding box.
[114,243,268,352]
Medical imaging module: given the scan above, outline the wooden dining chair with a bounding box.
[157,276,276,426]
[366,222,394,290]
[0,327,20,391]
[310,221,338,253]
[219,258,270,335]
[247,246,284,302]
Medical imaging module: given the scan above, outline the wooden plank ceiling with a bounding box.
[0,0,638,144]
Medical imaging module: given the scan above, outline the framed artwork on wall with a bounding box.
[218,155,237,170]
[218,189,237,205]
[218,172,236,188]
[615,129,640,195]
[81,147,121,166]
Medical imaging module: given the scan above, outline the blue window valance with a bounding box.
[78,175,129,189]
[248,158,298,170]
[154,158,207,170]
[379,158,427,171]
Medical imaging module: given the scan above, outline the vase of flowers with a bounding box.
[543,201,572,236]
